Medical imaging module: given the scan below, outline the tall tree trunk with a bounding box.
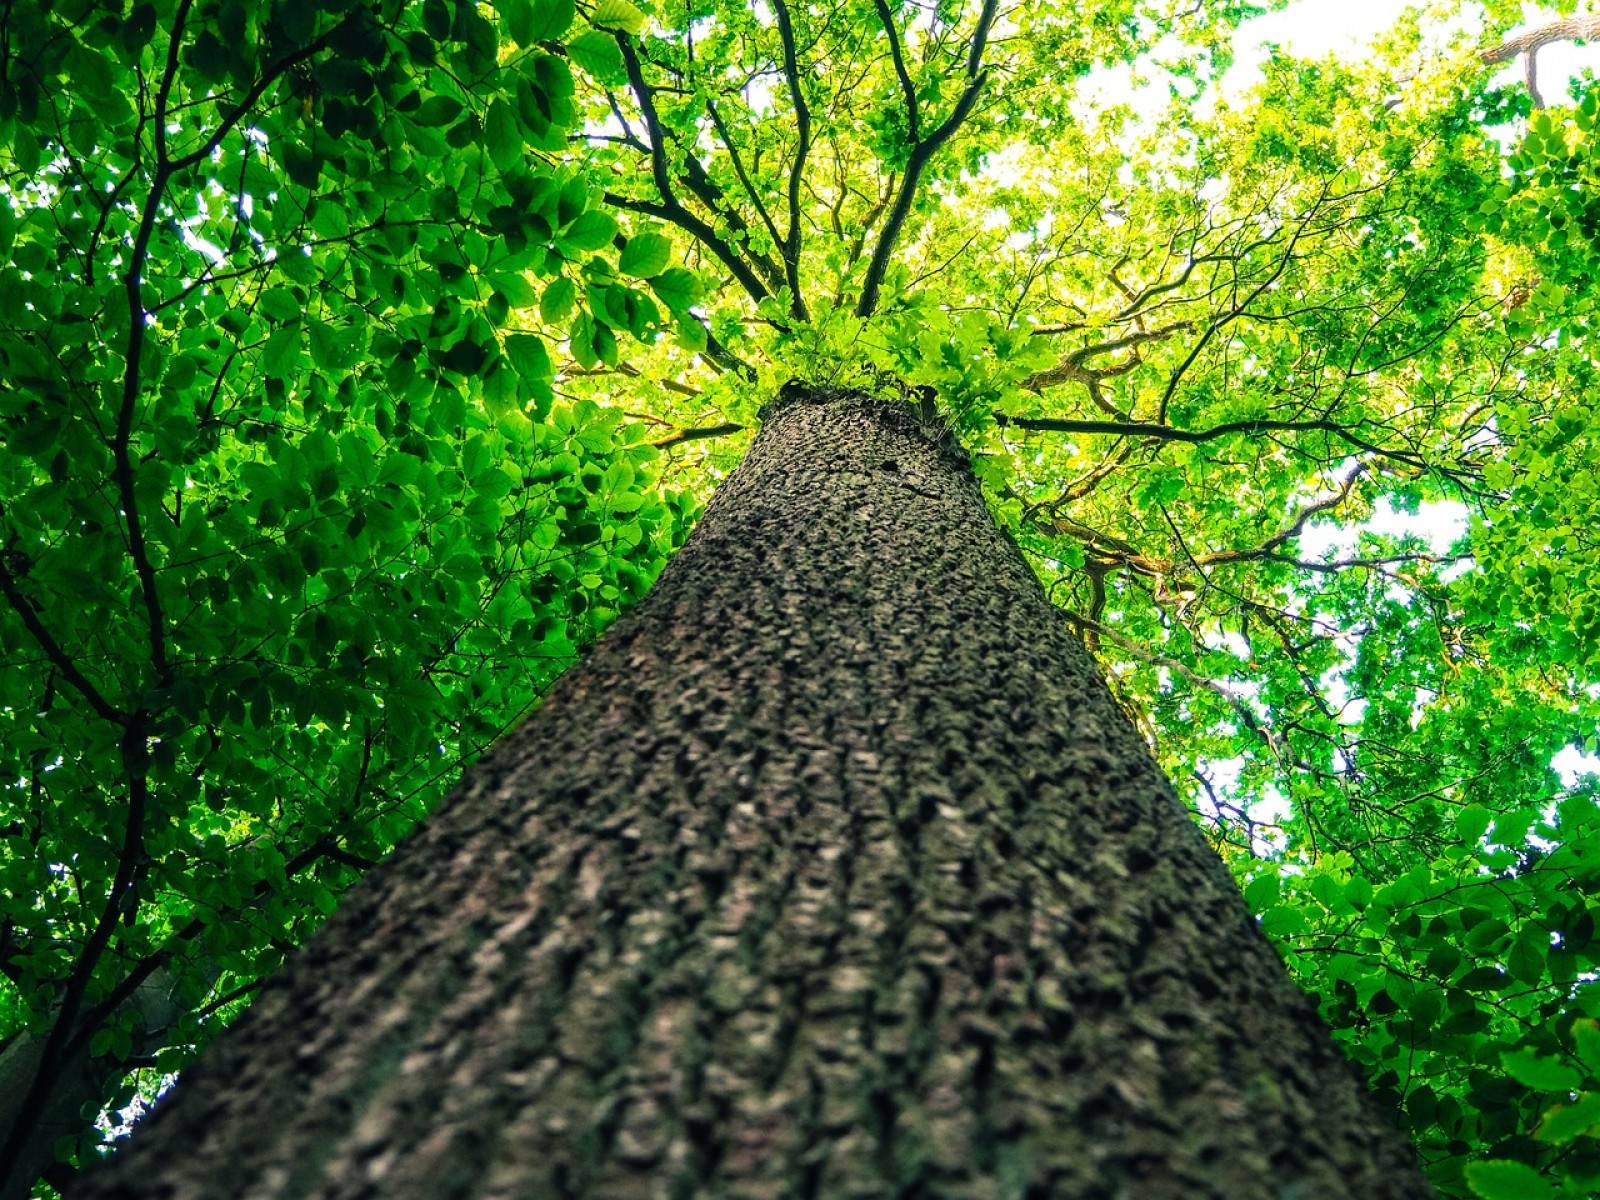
[72,387,1432,1199]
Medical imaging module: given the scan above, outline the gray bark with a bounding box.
[72,386,1433,1199]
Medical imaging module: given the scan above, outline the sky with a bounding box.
[1087,0,1600,119]
[1232,0,1595,88]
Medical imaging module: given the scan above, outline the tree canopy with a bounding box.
[1,0,1599,1197]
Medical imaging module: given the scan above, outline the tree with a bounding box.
[70,385,1435,1197]
[3,0,1600,1196]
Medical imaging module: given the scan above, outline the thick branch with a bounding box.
[993,411,1445,477]
[652,421,747,450]
[856,0,998,318]
[1482,16,1600,108]
[604,192,773,309]
[874,0,920,141]
[771,0,811,319]
[612,36,779,309]
[676,154,787,291]
[1482,16,1600,63]
[1022,321,1193,394]
[0,717,150,1185]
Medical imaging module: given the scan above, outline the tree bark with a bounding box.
[72,386,1433,1199]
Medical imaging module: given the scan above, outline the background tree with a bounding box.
[2,0,1599,1196]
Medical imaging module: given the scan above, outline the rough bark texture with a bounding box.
[74,388,1433,1200]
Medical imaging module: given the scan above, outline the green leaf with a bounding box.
[260,287,304,324]
[619,233,672,279]
[560,209,618,253]
[1259,905,1308,937]
[121,3,157,53]
[1243,873,1279,910]
[541,276,577,323]
[1507,930,1547,985]
[1576,1019,1600,1073]
[650,267,701,312]
[1537,1093,1600,1145]
[1456,804,1492,845]
[505,334,553,381]
[261,324,303,377]
[590,0,647,34]
[490,273,539,309]
[485,99,523,172]
[566,29,625,83]
[1465,1160,1556,1200]
[1503,1049,1583,1094]
[309,321,365,373]
[569,311,598,369]
[503,0,574,44]
[593,321,618,367]
[415,95,465,127]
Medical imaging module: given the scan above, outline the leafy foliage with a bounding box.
[0,0,690,1188]
[3,0,1600,1197]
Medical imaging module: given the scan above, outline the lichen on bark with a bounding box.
[73,387,1433,1199]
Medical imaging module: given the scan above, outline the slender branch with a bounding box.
[0,544,126,725]
[1068,612,1279,753]
[1191,464,1366,567]
[1155,200,1323,423]
[993,411,1447,476]
[114,2,203,686]
[856,0,998,318]
[1268,550,1473,574]
[611,36,781,307]
[874,0,920,141]
[62,829,372,1075]
[705,99,785,255]
[167,20,339,172]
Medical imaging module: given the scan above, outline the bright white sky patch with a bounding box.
[1552,744,1600,784]
[1296,497,1471,559]
[1084,0,1600,123]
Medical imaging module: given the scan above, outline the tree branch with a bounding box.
[0,716,150,1184]
[1191,464,1366,567]
[873,0,920,141]
[705,99,785,259]
[993,411,1446,477]
[1481,16,1600,108]
[604,191,774,309]
[612,36,780,308]
[652,421,747,450]
[0,546,126,725]
[1482,15,1600,64]
[771,0,811,320]
[856,0,998,318]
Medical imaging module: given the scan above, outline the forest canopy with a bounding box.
[2,0,1600,1196]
